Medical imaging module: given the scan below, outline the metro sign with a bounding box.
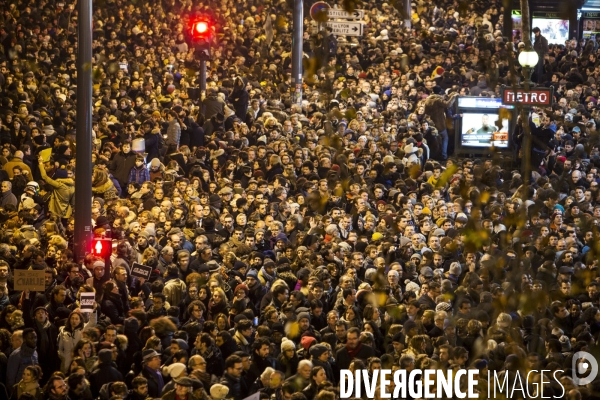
[501,87,554,107]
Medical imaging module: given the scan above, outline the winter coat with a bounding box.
[89,356,123,398]
[128,165,150,185]
[166,119,181,148]
[3,156,32,179]
[335,343,375,370]
[231,78,249,120]
[202,95,224,120]
[101,292,126,325]
[109,150,137,186]
[220,373,242,400]
[39,166,75,218]
[163,278,187,308]
[57,311,97,373]
[188,122,205,148]
[144,131,161,162]
[92,169,119,201]
[470,80,491,96]
[6,344,38,388]
[0,190,17,207]
[10,379,43,400]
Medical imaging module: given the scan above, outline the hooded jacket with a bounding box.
[231,77,249,120]
[89,349,123,398]
[166,118,181,148]
[39,164,75,218]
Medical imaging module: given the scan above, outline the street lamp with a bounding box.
[518,48,538,184]
[518,49,539,69]
[519,49,538,85]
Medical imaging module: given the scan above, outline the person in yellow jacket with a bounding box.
[37,155,75,219]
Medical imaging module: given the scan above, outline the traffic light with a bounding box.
[92,238,112,266]
[190,18,212,60]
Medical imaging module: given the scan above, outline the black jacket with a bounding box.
[335,343,375,370]
[220,372,242,400]
[89,362,124,398]
[101,292,125,325]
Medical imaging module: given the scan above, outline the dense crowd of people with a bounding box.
[0,0,598,398]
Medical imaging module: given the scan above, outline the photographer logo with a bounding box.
[572,351,598,385]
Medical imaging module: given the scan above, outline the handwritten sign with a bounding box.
[14,270,45,291]
[131,262,152,280]
[80,292,95,312]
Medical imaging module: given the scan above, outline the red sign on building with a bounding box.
[501,87,554,106]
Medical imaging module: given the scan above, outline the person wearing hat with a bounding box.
[209,383,230,400]
[37,153,75,218]
[277,338,299,379]
[309,344,334,382]
[89,348,124,398]
[162,376,201,400]
[141,349,164,398]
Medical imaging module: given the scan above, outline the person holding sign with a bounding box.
[57,308,97,373]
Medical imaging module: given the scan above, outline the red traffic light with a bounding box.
[191,19,211,40]
[92,239,112,259]
[194,21,208,34]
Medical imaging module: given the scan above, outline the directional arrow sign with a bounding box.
[327,9,365,19]
[326,21,363,36]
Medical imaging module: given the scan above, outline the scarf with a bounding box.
[35,320,50,355]
[345,342,363,359]
[18,380,39,398]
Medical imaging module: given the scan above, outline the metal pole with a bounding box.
[502,0,512,41]
[404,0,411,29]
[291,0,303,106]
[200,59,206,114]
[74,0,93,261]
[520,0,532,180]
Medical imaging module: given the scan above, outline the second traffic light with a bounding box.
[92,238,112,266]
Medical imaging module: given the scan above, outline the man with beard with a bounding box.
[247,338,274,386]
[335,327,374,370]
[44,376,70,400]
[220,355,244,400]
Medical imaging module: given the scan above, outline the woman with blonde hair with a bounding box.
[266,154,283,181]
[207,288,228,321]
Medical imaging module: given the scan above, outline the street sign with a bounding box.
[310,1,330,20]
[326,21,363,36]
[500,87,554,107]
[327,9,364,19]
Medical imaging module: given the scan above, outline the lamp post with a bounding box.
[518,48,538,180]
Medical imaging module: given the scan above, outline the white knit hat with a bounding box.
[281,337,296,352]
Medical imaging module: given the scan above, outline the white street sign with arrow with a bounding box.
[327,9,365,19]
[326,21,363,36]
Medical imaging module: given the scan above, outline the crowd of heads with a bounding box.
[0,0,600,398]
